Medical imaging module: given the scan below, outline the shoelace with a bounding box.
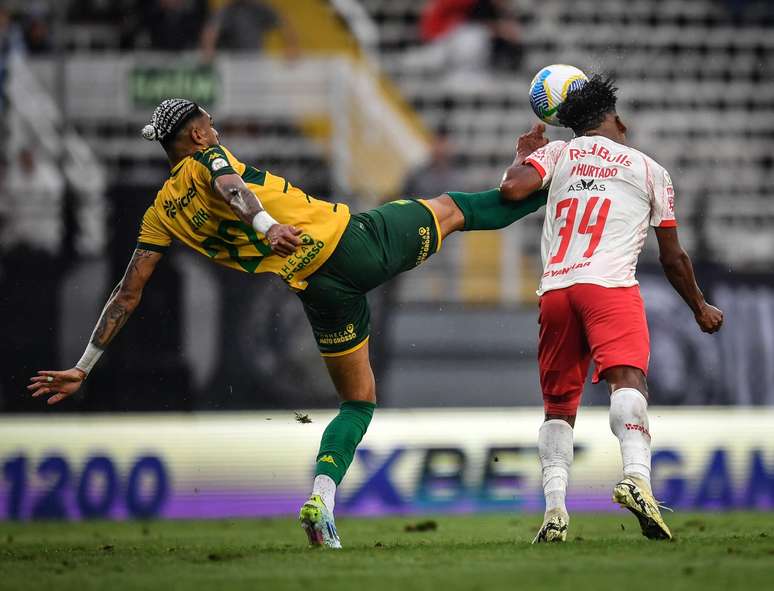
[631,484,674,514]
[657,501,674,513]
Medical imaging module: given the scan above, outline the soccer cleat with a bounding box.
[612,477,672,540]
[532,509,569,543]
[299,494,342,549]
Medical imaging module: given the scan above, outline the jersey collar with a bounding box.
[170,157,189,177]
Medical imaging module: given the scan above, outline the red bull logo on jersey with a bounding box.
[569,143,633,166]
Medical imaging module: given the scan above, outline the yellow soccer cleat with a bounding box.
[299,494,342,549]
[612,476,672,540]
[532,509,570,544]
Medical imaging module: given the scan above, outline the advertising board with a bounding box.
[1,409,772,520]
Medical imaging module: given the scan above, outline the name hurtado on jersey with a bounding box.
[525,136,677,295]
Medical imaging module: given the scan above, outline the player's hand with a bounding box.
[266,224,303,257]
[28,368,86,405]
[516,123,548,162]
[695,303,723,333]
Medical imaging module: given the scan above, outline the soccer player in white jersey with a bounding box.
[499,76,724,542]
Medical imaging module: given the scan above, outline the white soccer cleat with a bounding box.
[612,476,672,540]
[299,494,342,549]
[532,508,569,543]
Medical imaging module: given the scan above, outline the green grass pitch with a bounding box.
[1,512,773,590]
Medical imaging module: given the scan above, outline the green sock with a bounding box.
[447,188,548,231]
[315,400,376,485]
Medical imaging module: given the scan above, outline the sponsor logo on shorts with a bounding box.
[625,423,651,438]
[318,323,358,347]
[318,455,338,467]
[415,226,432,266]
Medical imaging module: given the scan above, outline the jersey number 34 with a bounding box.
[549,196,611,265]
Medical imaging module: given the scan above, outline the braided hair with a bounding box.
[557,74,618,135]
[141,98,201,148]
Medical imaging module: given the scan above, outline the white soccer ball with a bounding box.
[529,64,589,126]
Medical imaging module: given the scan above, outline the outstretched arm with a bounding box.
[213,173,301,257]
[655,226,723,333]
[28,248,163,405]
[500,123,548,201]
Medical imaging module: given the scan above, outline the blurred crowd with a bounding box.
[416,0,523,74]
[0,0,299,58]
[2,0,773,60]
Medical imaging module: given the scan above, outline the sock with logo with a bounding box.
[447,188,547,231]
[609,388,651,488]
[314,401,376,494]
[538,419,574,515]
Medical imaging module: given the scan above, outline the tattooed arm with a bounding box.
[28,248,163,405]
[89,249,161,347]
[213,173,302,257]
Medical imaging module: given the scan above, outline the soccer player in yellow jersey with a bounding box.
[29,98,548,548]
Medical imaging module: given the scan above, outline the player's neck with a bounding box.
[166,140,206,171]
[583,129,626,145]
[582,115,627,145]
[167,149,196,171]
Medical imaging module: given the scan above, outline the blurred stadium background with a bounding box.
[1,0,773,522]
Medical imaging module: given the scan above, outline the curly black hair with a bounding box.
[557,74,618,135]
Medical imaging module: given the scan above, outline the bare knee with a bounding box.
[425,195,465,237]
[339,378,376,403]
[602,365,648,399]
[323,345,377,403]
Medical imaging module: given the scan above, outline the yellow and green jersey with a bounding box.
[137,144,350,290]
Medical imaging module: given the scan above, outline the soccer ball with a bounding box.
[529,64,588,126]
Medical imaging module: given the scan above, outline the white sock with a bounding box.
[538,419,574,515]
[609,388,652,488]
[312,474,337,512]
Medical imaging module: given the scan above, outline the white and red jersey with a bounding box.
[525,135,676,295]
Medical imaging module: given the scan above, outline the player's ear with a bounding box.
[615,115,627,136]
[189,122,207,147]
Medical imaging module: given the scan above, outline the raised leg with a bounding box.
[425,188,547,234]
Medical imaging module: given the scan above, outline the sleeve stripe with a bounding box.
[657,220,678,228]
[136,241,170,253]
[210,166,236,179]
[525,157,546,178]
[209,166,238,190]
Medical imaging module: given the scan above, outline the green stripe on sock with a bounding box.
[315,401,376,485]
